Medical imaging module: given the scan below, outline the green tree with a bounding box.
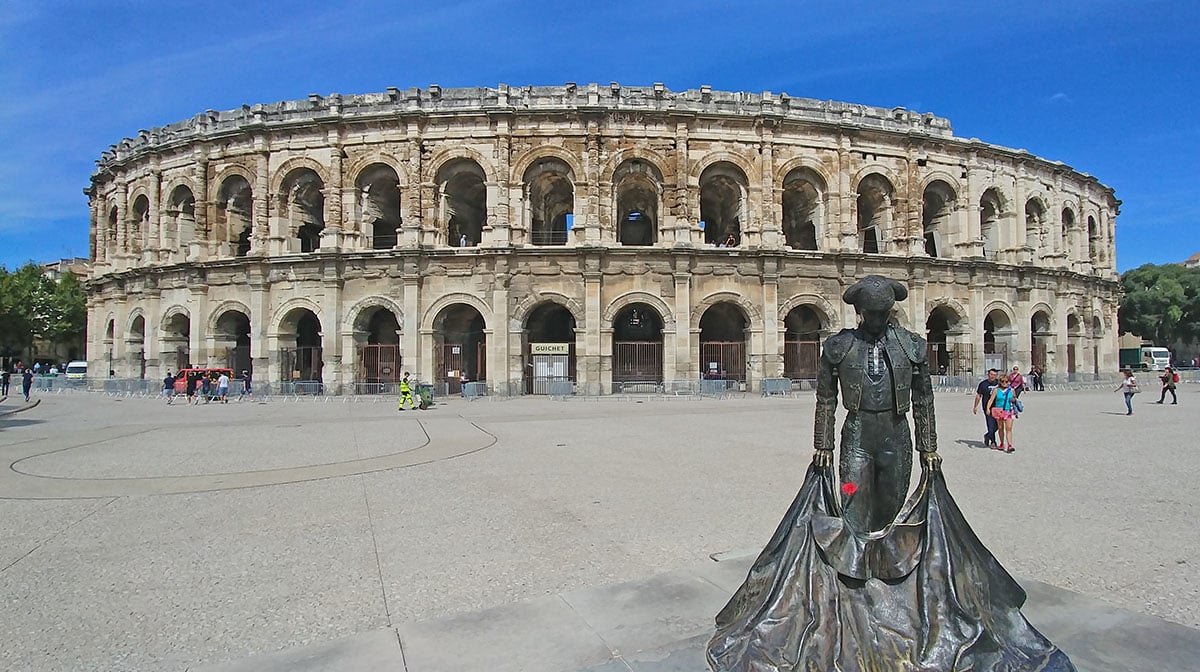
[0,263,87,358]
[46,272,87,342]
[1119,263,1200,345]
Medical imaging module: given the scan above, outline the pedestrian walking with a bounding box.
[217,371,230,403]
[1156,366,1178,405]
[185,372,198,405]
[1114,368,1139,415]
[986,373,1018,453]
[1009,366,1026,399]
[163,371,176,404]
[200,374,212,403]
[397,371,416,411]
[1030,365,1044,391]
[21,368,34,402]
[1,368,9,396]
[972,369,1000,447]
[239,370,253,401]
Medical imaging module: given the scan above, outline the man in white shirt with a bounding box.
[217,372,230,403]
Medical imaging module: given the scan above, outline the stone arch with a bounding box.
[211,165,255,195]
[600,147,674,186]
[270,297,323,334]
[269,156,331,195]
[925,296,969,329]
[161,175,198,203]
[612,157,665,246]
[691,150,757,184]
[425,145,498,185]
[344,295,405,335]
[781,166,827,251]
[854,172,895,254]
[512,291,585,329]
[690,291,762,331]
[207,300,253,332]
[778,294,838,330]
[126,308,147,338]
[918,171,963,195]
[851,164,901,193]
[128,193,150,253]
[421,292,494,333]
[355,162,403,249]
[922,179,957,258]
[979,186,1008,257]
[159,305,190,329]
[1024,194,1050,251]
[522,155,575,246]
[434,157,488,247]
[511,146,585,187]
[214,171,255,256]
[699,161,750,246]
[773,157,833,192]
[601,291,675,329]
[981,300,1018,329]
[346,151,409,188]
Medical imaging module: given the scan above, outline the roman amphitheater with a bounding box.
[85,83,1121,395]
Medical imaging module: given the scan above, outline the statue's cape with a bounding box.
[707,465,1077,672]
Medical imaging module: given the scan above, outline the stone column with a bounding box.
[115,182,129,270]
[402,258,421,382]
[487,118,512,247]
[144,289,162,373]
[148,168,162,263]
[401,133,422,248]
[758,129,778,249]
[322,135,344,250]
[761,258,781,379]
[674,121,694,246]
[321,271,344,393]
[189,283,208,368]
[584,262,604,393]
[837,138,855,251]
[582,120,601,245]
[249,273,271,386]
[489,258,511,390]
[192,154,209,262]
[673,263,692,380]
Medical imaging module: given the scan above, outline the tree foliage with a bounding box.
[1118,263,1200,345]
[0,263,88,356]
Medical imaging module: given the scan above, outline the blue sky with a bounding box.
[1,0,1195,272]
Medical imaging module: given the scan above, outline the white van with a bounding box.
[65,361,88,380]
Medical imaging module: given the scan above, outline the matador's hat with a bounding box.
[843,275,908,312]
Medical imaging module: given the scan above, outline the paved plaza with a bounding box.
[1,387,1197,671]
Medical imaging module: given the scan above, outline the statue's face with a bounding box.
[859,308,890,338]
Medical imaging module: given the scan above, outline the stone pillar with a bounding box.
[148,168,162,263]
[761,258,781,379]
[672,264,692,381]
[758,129,778,249]
[675,121,694,246]
[322,135,344,250]
[115,182,129,270]
[249,274,271,386]
[401,133,422,248]
[189,284,208,368]
[321,272,344,393]
[489,258,511,390]
[493,118,512,247]
[402,258,421,383]
[144,289,162,374]
[584,263,605,393]
[90,197,104,265]
[192,154,209,262]
[837,139,855,251]
[582,120,601,245]
[253,143,270,255]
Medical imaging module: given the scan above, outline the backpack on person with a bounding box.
[1173,372,1180,384]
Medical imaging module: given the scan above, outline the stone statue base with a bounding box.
[707,464,1076,671]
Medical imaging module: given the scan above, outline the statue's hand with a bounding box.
[812,449,835,469]
[921,450,942,472]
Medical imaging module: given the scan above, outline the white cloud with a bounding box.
[1046,92,1073,104]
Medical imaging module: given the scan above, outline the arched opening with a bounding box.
[281,169,325,253]
[1087,216,1098,265]
[107,206,118,245]
[127,315,146,379]
[356,164,401,250]
[922,181,956,258]
[129,195,149,256]
[434,304,486,394]
[437,159,486,247]
[354,306,402,392]
[1031,310,1052,372]
[524,302,577,394]
[782,169,823,250]
[700,162,747,246]
[1061,207,1075,257]
[525,158,573,246]
[699,302,748,384]
[783,305,824,380]
[279,308,323,392]
[161,313,190,372]
[214,310,252,376]
[1025,198,1047,252]
[614,160,661,246]
[983,309,1014,371]
[980,189,1003,259]
[166,185,196,256]
[216,175,253,257]
[857,174,893,254]
[925,306,965,375]
[612,303,664,388]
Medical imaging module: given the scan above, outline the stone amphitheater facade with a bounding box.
[85,83,1121,394]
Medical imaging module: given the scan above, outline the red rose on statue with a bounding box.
[841,482,857,496]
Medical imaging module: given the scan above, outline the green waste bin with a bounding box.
[417,384,434,409]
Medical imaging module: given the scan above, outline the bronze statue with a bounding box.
[708,275,1076,672]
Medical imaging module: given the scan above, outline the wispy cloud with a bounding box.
[1046,92,1074,105]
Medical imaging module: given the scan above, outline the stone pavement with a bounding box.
[194,551,1200,672]
[1,388,1197,670]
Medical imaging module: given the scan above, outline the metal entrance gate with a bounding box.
[983,342,1007,373]
[527,343,575,394]
[612,341,662,383]
[926,342,973,377]
[437,342,486,394]
[358,344,402,393]
[226,346,251,376]
[279,346,324,394]
[1067,343,1077,381]
[700,341,746,382]
[784,340,820,380]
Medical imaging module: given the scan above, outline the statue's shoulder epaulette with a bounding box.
[890,326,927,363]
[822,329,857,363]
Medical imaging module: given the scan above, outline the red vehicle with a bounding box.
[173,368,234,397]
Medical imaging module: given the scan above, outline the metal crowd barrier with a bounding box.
[613,381,662,395]
[700,378,739,397]
[463,381,489,400]
[661,379,700,396]
[760,378,792,396]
